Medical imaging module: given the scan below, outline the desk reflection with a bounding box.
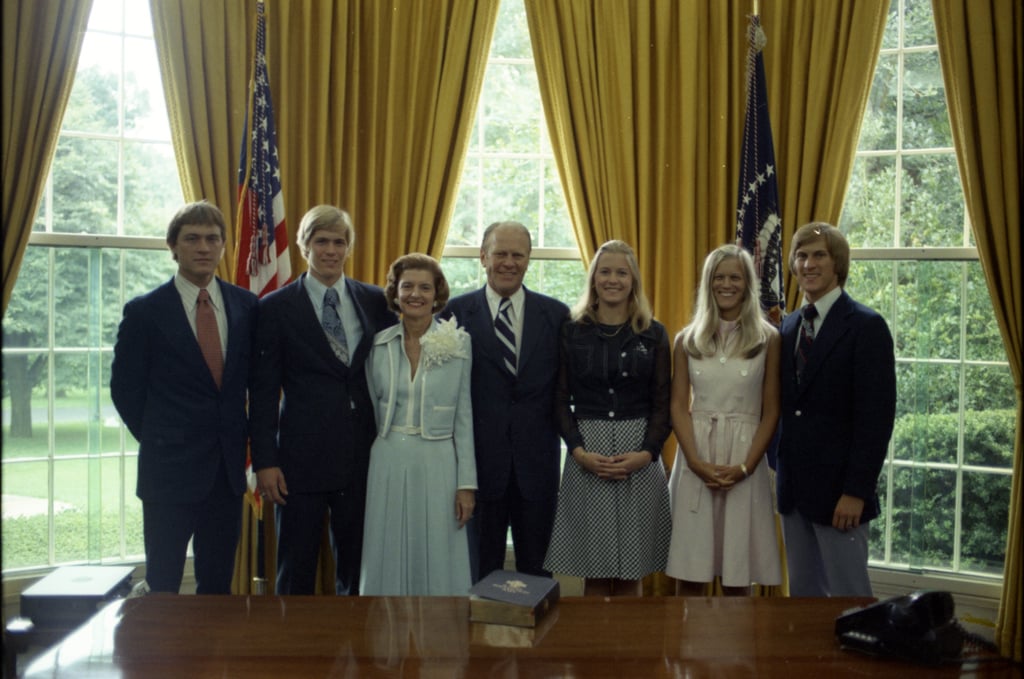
[23,595,1011,678]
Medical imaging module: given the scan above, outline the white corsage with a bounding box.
[420,315,470,369]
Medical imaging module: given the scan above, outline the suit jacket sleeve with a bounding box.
[845,311,897,500]
[110,298,149,441]
[249,295,285,470]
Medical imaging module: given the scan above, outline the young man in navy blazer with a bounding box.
[249,205,396,595]
[777,222,896,596]
[111,201,258,594]
[443,221,569,580]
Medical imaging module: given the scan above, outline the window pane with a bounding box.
[897,362,960,424]
[891,390,958,464]
[491,0,532,58]
[2,354,49,456]
[441,257,485,298]
[526,259,585,306]
[904,0,938,47]
[840,156,896,247]
[124,142,183,235]
[124,0,153,37]
[858,54,898,152]
[962,400,1015,469]
[52,137,119,235]
[845,261,896,322]
[960,472,1011,575]
[899,154,964,247]
[542,160,575,248]
[3,247,51,350]
[124,37,171,141]
[482,62,542,153]
[965,262,1005,360]
[53,250,96,347]
[66,42,121,136]
[889,466,955,570]
[54,458,91,563]
[1,460,52,569]
[895,261,961,359]
[482,157,541,223]
[448,164,482,247]
[902,51,951,149]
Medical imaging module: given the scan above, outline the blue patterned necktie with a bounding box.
[795,303,818,382]
[494,297,517,376]
[322,288,350,365]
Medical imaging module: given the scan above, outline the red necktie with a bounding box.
[197,288,224,388]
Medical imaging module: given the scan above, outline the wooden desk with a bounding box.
[21,595,1013,678]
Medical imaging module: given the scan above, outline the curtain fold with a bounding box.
[933,0,1022,661]
[2,0,94,314]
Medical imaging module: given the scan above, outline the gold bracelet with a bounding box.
[740,463,749,477]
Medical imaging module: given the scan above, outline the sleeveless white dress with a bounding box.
[665,323,781,587]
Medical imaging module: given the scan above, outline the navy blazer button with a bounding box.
[795,410,802,416]
[608,411,615,417]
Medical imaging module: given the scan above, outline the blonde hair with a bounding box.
[679,244,773,358]
[296,205,354,259]
[571,240,653,333]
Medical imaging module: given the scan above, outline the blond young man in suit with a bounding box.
[777,222,896,596]
[250,206,396,595]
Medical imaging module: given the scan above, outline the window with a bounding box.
[441,0,584,303]
[2,0,180,572]
[840,0,1013,578]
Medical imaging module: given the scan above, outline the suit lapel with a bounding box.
[797,292,852,394]
[153,280,215,385]
[462,288,513,378]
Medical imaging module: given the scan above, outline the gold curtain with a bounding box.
[933,0,1023,661]
[2,0,93,314]
[152,0,498,594]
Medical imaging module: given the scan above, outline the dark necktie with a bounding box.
[196,288,223,388]
[795,303,818,382]
[494,297,517,375]
[323,288,350,364]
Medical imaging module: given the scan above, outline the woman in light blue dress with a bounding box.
[360,253,476,595]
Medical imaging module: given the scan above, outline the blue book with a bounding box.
[469,570,560,627]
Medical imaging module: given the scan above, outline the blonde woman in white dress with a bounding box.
[666,244,782,595]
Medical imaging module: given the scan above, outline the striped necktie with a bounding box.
[494,297,517,376]
[795,303,818,382]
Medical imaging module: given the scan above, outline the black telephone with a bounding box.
[834,590,970,664]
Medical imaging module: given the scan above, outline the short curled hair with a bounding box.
[166,200,226,247]
[789,221,850,287]
[384,253,450,313]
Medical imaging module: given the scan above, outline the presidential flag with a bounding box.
[735,15,785,327]
[236,0,290,298]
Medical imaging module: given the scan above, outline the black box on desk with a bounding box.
[469,569,559,628]
[20,566,134,628]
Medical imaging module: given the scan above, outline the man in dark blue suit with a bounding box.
[444,221,569,580]
[777,222,896,596]
[111,201,258,594]
[249,205,396,595]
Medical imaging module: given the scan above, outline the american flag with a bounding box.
[236,0,290,298]
[237,1,289,526]
[735,15,785,327]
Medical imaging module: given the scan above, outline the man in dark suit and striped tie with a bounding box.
[444,221,569,580]
[111,201,258,594]
[777,222,896,597]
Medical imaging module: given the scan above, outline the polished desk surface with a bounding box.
[22,595,1014,678]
